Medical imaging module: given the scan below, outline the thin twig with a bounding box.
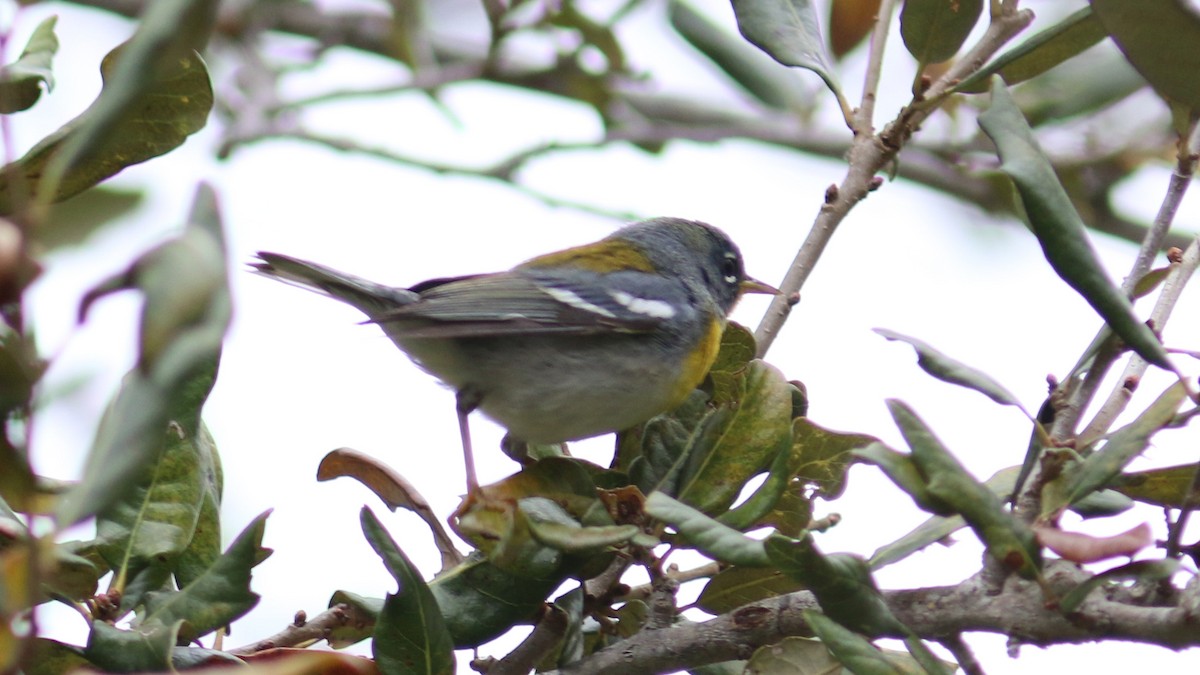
[280,62,486,110]
[229,129,636,220]
[754,6,1033,357]
[488,604,570,675]
[584,556,630,601]
[753,0,900,354]
[1121,127,1200,295]
[229,604,357,655]
[619,562,721,603]
[1076,121,1200,438]
[855,0,898,135]
[1079,236,1200,447]
[1164,461,1200,558]
[940,634,987,675]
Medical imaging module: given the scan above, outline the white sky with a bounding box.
[18,0,1200,672]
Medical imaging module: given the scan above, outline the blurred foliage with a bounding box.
[2,0,1199,674]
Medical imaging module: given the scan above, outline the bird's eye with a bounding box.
[721,252,740,284]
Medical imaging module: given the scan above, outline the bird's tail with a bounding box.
[251,252,417,316]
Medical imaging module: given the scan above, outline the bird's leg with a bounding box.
[456,388,483,493]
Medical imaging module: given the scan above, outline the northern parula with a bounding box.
[253,217,776,489]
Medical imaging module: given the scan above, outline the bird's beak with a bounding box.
[740,276,781,296]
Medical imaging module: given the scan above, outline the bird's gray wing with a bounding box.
[378,270,683,338]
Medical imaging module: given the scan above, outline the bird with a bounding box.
[251,217,777,492]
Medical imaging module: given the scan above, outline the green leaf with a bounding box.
[978,77,1171,369]
[902,634,956,675]
[649,406,735,500]
[18,0,217,211]
[620,390,708,493]
[708,322,760,403]
[34,186,144,252]
[173,423,223,589]
[872,513,967,572]
[716,444,792,530]
[750,483,813,537]
[0,524,99,615]
[465,499,565,578]
[24,639,89,675]
[669,0,810,112]
[140,510,271,643]
[765,536,904,637]
[613,599,648,639]
[0,326,45,420]
[790,418,874,500]
[1049,382,1187,515]
[900,0,983,66]
[0,333,43,511]
[1132,265,1172,300]
[453,467,597,577]
[118,563,172,615]
[731,0,844,103]
[802,613,905,674]
[874,328,1024,409]
[43,546,101,602]
[1114,462,1200,507]
[327,590,384,649]
[645,491,771,566]
[1069,488,1134,518]
[675,360,794,514]
[696,565,804,615]
[56,184,228,528]
[803,613,893,671]
[852,442,949,515]
[888,399,1041,578]
[537,587,584,669]
[956,6,1107,93]
[0,44,210,210]
[869,465,1019,570]
[1091,0,1200,110]
[83,195,227,374]
[1009,47,1145,126]
[527,519,639,553]
[429,551,563,648]
[745,635,853,674]
[1059,559,1181,614]
[0,15,58,114]
[83,619,178,672]
[361,508,455,675]
[93,415,210,597]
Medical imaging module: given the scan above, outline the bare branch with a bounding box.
[487,604,570,675]
[753,7,1035,357]
[856,0,899,134]
[229,604,357,655]
[1077,125,1200,445]
[547,562,1199,675]
[940,634,988,675]
[61,0,1187,252]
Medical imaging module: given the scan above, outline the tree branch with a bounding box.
[547,561,1200,675]
[60,0,1189,254]
[229,604,358,655]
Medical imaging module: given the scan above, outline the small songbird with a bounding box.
[252,217,777,491]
